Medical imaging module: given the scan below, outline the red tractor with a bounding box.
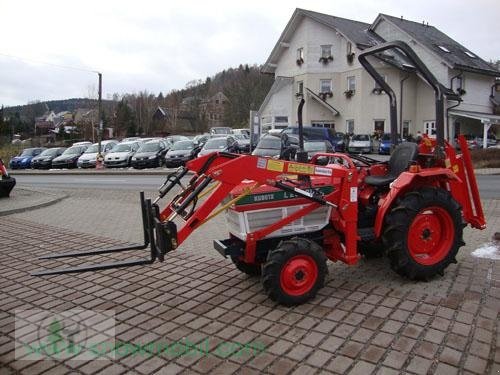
[35,41,486,305]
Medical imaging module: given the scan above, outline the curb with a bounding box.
[0,189,68,217]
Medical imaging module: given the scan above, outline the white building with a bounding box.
[259,9,500,144]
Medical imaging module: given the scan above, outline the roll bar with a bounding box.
[358,41,445,154]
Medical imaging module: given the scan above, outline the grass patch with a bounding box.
[470,148,500,169]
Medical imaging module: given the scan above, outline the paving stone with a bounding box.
[1,190,499,375]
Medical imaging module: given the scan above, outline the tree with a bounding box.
[113,99,136,136]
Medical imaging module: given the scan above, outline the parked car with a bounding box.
[282,126,345,151]
[231,134,251,153]
[378,133,403,154]
[8,147,46,169]
[72,141,92,147]
[52,145,88,169]
[104,141,140,168]
[131,140,168,169]
[77,140,118,168]
[348,134,372,154]
[303,139,334,160]
[164,140,200,168]
[121,137,142,143]
[232,128,250,136]
[31,147,66,169]
[164,135,190,150]
[197,136,238,157]
[209,126,232,135]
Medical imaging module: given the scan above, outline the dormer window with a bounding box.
[464,51,476,58]
[321,45,332,58]
[319,45,333,64]
[296,48,304,66]
[437,45,450,53]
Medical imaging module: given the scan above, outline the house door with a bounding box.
[424,120,436,138]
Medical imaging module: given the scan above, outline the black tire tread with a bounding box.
[382,187,464,280]
[262,237,327,305]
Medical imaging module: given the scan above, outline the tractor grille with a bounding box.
[225,205,331,241]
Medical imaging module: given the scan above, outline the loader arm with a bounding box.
[157,153,359,264]
[34,152,359,275]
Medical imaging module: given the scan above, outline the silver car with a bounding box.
[77,140,118,168]
[104,141,140,168]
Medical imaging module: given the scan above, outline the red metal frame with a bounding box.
[158,152,360,265]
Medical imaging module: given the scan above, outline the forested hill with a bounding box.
[1,64,274,136]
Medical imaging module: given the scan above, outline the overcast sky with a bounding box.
[1,0,499,107]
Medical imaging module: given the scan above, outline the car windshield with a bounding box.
[39,149,59,156]
[256,137,281,150]
[332,133,345,140]
[172,141,194,151]
[20,149,37,156]
[111,144,132,152]
[138,142,161,152]
[63,146,82,155]
[84,145,100,153]
[211,127,231,134]
[204,138,228,149]
[353,135,370,141]
[304,141,327,152]
[234,134,249,140]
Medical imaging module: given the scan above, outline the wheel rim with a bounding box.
[280,255,318,296]
[407,206,455,265]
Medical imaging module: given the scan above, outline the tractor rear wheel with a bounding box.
[383,187,464,280]
[262,237,327,305]
[230,256,261,276]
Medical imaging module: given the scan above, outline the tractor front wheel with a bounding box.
[383,187,464,280]
[262,237,327,305]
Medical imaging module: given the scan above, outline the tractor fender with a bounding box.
[374,169,461,237]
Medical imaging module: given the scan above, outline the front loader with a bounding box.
[34,41,486,305]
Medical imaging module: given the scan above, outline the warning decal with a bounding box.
[267,159,285,172]
[257,158,267,169]
[287,163,315,175]
[314,166,333,176]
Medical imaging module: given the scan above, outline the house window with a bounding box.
[437,45,451,53]
[374,120,385,134]
[296,48,305,66]
[464,50,476,58]
[297,81,304,96]
[424,120,436,137]
[346,120,355,134]
[347,76,356,91]
[320,79,332,93]
[321,45,332,58]
[274,116,288,123]
[312,122,335,129]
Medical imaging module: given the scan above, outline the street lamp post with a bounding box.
[96,72,104,169]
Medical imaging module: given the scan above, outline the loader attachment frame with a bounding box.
[32,192,175,275]
[34,152,359,275]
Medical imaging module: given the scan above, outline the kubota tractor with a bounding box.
[35,41,486,305]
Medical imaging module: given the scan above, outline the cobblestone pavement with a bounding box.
[0,188,499,374]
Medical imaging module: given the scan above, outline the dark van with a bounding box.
[281,126,347,152]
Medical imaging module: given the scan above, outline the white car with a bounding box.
[104,141,140,168]
[348,134,373,154]
[77,140,118,168]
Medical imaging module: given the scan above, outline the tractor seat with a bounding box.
[364,142,418,187]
